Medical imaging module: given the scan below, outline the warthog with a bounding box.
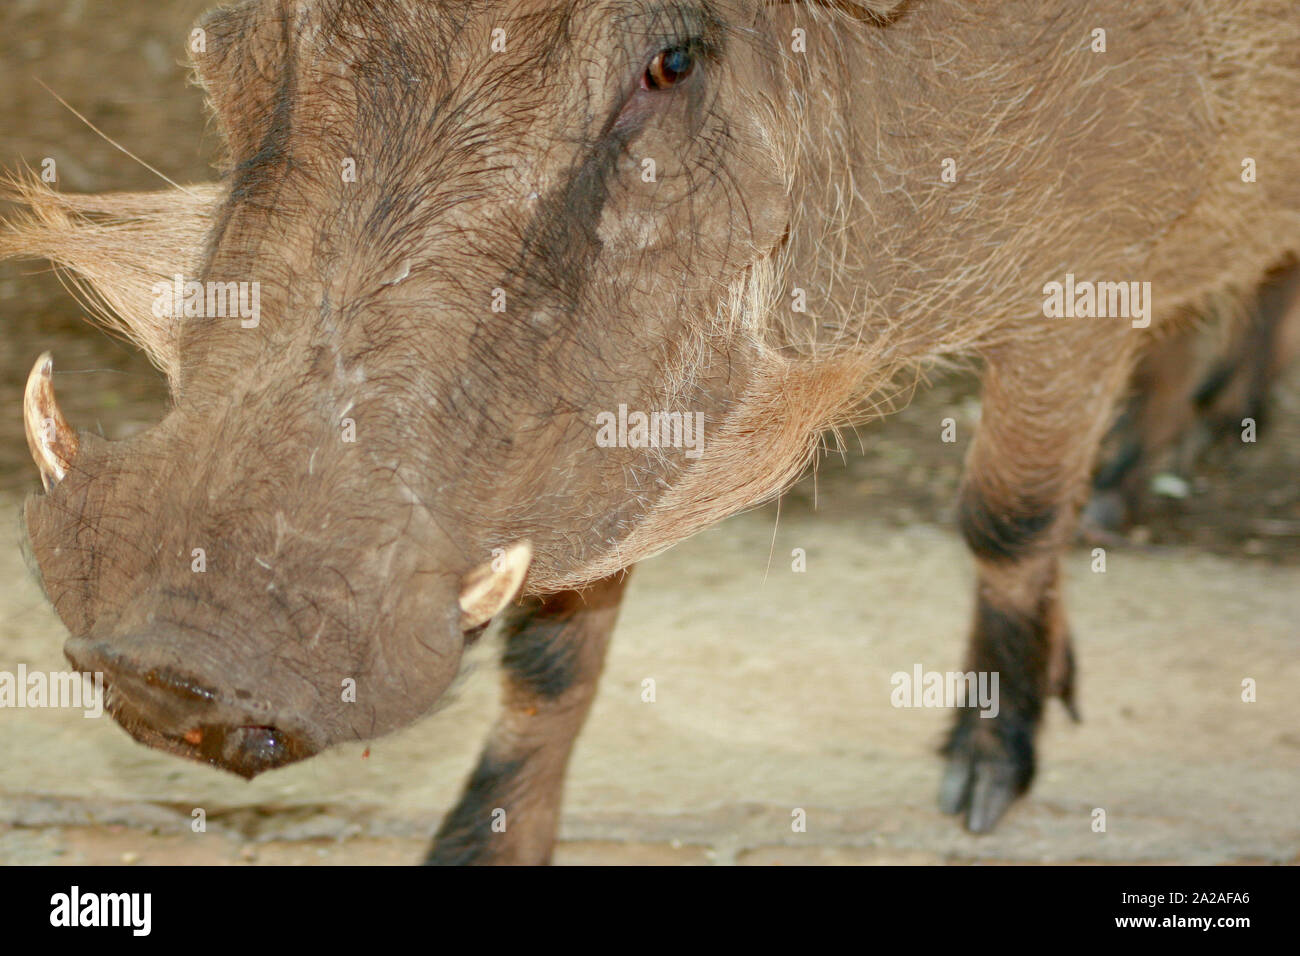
[4,0,1298,864]
[1089,262,1300,531]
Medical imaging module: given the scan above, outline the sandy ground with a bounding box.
[0,0,1297,865]
[2,477,1298,865]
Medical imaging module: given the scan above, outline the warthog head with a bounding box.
[11,0,902,776]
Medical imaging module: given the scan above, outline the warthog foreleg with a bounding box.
[425,571,629,865]
[942,326,1139,832]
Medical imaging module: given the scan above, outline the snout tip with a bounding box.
[187,723,315,779]
[65,635,317,778]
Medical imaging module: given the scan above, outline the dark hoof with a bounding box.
[939,710,1036,833]
[938,750,1024,832]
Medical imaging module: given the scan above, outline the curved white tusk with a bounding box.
[458,540,533,630]
[24,352,79,493]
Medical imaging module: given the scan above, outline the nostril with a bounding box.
[65,639,211,698]
[194,724,310,779]
[65,636,221,735]
[63,636,316,778]
[66,636,218,707]
[140,666,218,703]
[236,726,292,767]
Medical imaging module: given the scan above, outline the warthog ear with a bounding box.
[458,541,534,630]
[191,0,295,166]
[0,176,221,387]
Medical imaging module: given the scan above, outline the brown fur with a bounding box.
[1090,261,1300,529]
[8,2,1297,584]
[3,0,1298,856]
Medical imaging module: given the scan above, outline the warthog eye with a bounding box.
[644,46,695,91]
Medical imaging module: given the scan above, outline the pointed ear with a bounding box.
[0,176,220,387]
[458,541,534,630]
[190,0,296,166]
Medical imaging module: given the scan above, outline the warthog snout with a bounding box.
[25,348,536,778]
[65,634,320,778]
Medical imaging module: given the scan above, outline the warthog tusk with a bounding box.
[24,352,79,493]
[458,540,533,630]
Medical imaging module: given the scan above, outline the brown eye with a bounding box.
[644,46,695,90]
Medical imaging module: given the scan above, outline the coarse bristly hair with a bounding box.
[3,0,1299,594]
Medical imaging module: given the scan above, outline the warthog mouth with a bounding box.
[65,636,318,779]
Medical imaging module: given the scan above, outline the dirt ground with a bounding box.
[0,0,1297,866]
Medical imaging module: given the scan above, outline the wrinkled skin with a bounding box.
[10,0,1300,860]
[25,0,791,777]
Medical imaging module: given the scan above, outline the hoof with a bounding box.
[939,709,1036,833]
